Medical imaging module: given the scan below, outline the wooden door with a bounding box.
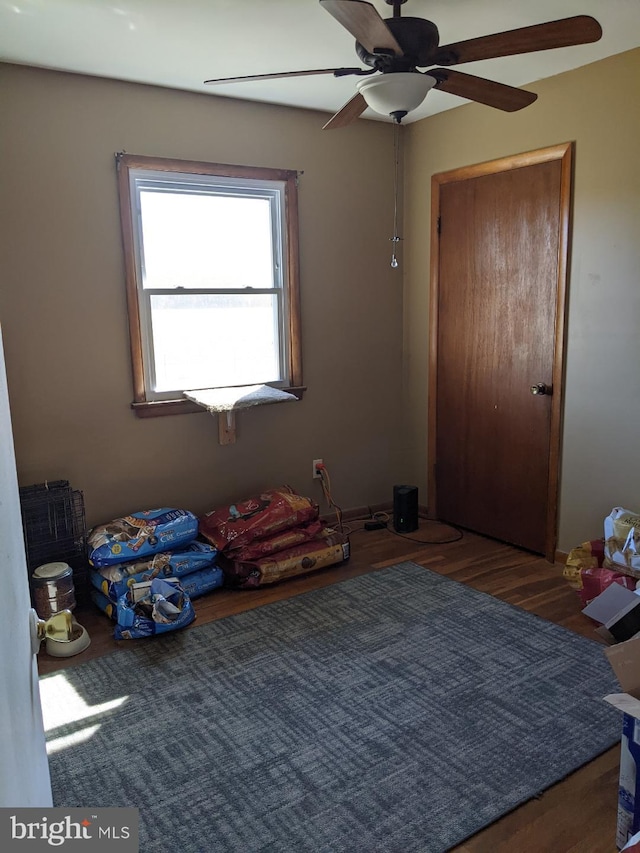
[428,144,572,559]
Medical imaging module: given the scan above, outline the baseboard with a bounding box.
[319,502,393,526]
[322,503,570,564]
[320,502,433,526]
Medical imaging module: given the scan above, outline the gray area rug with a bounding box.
[40,561,621,852]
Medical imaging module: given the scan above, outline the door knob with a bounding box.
[530,383,551,396]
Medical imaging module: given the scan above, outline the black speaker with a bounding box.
[393,485,419,533]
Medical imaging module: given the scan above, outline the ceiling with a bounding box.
[1,0,639,125]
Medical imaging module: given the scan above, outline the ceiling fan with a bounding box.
[204,0,602,129]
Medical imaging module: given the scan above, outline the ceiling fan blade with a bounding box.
[204,67,363,85]
[434,16,602,66]
[431,68,537,112]
[320,0,403,56]
[322,92,368,130]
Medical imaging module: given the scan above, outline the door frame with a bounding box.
[427,142,573,562]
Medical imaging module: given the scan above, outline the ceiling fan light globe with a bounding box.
[356,73,436,118]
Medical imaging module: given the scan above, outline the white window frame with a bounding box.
[116,154,303,416]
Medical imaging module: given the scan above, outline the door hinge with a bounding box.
[437,216,441,235]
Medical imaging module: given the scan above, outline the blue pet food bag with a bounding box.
[114,578,195,640]
[89,541,218,600]
[177,565,224,599]
[90,588,117,620]
[91,563,224,610]
[88,508,199,567]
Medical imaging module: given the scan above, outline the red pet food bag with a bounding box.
[229,520,325,561]
[199,486,319,552]
[219,528,350,588]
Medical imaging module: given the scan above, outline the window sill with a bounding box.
[131,386,306,419]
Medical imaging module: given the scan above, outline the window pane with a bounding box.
[149,293,281,392]
[140,191,275,290]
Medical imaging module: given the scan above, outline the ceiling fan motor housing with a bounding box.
[356,17,441,70]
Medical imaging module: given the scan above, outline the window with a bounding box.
[116,154,302,416]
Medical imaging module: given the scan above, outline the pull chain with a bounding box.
[390,120,402,269]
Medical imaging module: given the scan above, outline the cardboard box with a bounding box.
[604,637,640,848]
[583,583,640,644]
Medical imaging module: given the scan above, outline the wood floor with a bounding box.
[38,519,620,853]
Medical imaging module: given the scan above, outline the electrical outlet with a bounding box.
[312,458,323,479]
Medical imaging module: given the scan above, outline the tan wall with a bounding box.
[0,64,403,528]
[402,48,640,552]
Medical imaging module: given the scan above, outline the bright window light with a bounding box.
[40,673,129,754]
[116,156,303,409]
[139,191,275,291]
